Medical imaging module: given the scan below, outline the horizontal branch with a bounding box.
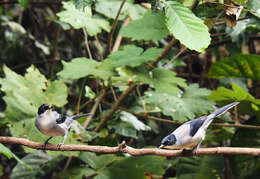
[1,136,260,156]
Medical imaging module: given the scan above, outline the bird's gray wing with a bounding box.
[56,114,67,124]
[186,116,207,137]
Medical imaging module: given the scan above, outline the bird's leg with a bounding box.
[43,136,53,150]
[57,133,67,149]
[194,140,203,154]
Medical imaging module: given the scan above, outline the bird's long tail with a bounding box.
[203,102,239,129]
[72,113,91,120]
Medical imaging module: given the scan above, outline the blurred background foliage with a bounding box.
[0,0,260,178]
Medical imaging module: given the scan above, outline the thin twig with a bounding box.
[83,28,93,59]
[111,17,131,53]
[164,47,187,67]
[107,0,127,54]
[83,89,106,129]
[94,83,136,132]
[149,38,177,69]
[1,137,260,156]
[63,156,72,171]
[76,78,87,114]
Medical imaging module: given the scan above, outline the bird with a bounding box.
[159,102,239,152]
[35,104,90,149]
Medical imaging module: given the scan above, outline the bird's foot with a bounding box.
[57,143,64,149]
[42,141,49,151]
[181,149,193,155]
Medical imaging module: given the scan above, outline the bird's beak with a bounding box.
[48,105,54,110]
[159,145,164,149]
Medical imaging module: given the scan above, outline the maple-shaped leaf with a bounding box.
[57,1,110,36]
[57,57,115,80]
[102,45,163,68]
[144,84,214,121]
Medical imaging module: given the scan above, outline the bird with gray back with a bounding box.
[35,104,90,149]
[159,102,239,152]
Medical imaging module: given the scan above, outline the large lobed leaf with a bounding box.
[102,45,163,68]
[10,151,64,179]
[0,144,27,168]
[165,1,211,52]
[121,11,170,43]
[57,1,110,36]
[247,0,260,18]
[58,57,115,80]
[95,0,146,20]
[0,65,68,121]
[144,84,214,121]
[77,152,166,179]
[207,54,260,80]
[0,66,81,155]
[176,156,224,179]
[113,66,186,95]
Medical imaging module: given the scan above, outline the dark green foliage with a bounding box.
[0,0,260,178]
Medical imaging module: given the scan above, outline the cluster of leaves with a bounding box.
[0,0,260,178]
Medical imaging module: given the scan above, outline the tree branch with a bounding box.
[1,136,260,156]
[94,83,136,132]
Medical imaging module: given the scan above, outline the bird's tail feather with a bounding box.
[203,102,239,129]
[213,102,239,117]
[72,113,91,120]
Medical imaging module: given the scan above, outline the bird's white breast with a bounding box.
[35,113,65,136]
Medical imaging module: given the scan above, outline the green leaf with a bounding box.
[97,155,166,179]
[120,111,151,131]
[57,1,110,36]
[73,0,94,9]
[207,54,260,80]
[247,0,260,18]
[57,57,115,80]
[0,165,2,177]
[10,151,55,179]
[79,152,120,170]
[120,11,170,43]
[95,0,146,20]
[102,45,163,68]
[0,65,68,122]
[0,144,13,159]
[144,84,214,121]
[176,156,224,179]
[108,120,137,138]
[112,66,186,95]
[18,0,30,9]
[78,153,165,178]
[85,85,96,99]
[0,144,27,168]
[151,68,187,95]
[59,166,96,179]
[165,1,211,52]
[208,83,260,115]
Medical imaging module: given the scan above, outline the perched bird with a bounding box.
[159,102,239,151]
[35,104,90,148]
